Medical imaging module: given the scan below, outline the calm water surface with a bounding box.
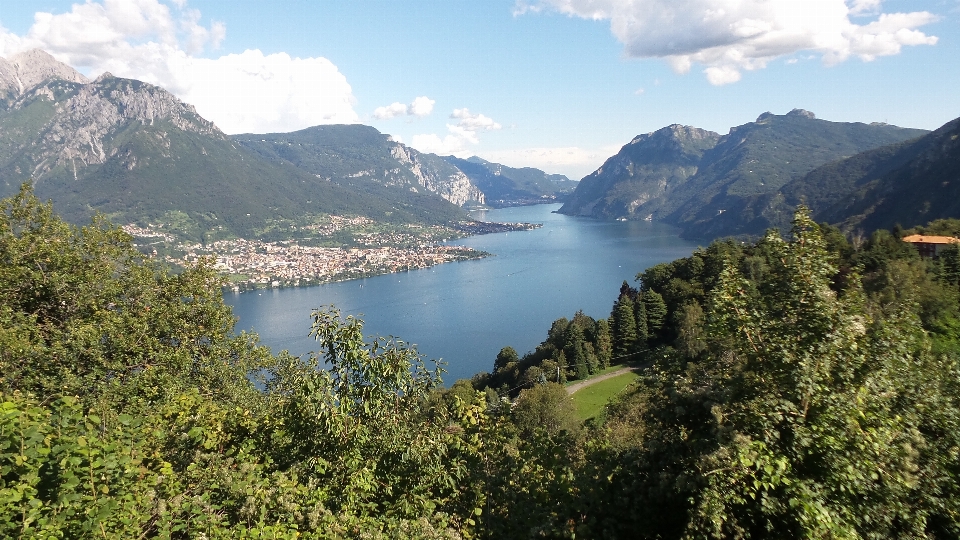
[226,205,698,383]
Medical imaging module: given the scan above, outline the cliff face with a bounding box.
[0,49,88,104]
[4,72,222,182]
[390,143,484,206]
[232,124,485,208]
[558,124,720,220]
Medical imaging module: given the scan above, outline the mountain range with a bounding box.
[558,109,952,239]
[0,50,574,242]
[3,49,957,245]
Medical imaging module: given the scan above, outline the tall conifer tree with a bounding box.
[612,296,637,357]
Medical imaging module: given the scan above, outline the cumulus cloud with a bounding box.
[372,96,435,119]
[479,145,620,180]
[451,108,502,131]
[518,0,938,85]
[373,102,409,120]
[409,108,502,155]
[0,0,358,133]
[409,96,435,117]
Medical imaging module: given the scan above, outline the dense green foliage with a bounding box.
[4,184,960,538]
[473,310,613,397]
[468,207,960,538]
[0,186,484,538]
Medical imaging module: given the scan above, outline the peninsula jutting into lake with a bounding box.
[124,217,542,291]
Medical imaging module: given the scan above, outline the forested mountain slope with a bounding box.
[0,50,473,241]
[558,124,720,220]
[704,114,960,238]
[814,115,960,233]
[233,125,485,208]
[559,109,928,240]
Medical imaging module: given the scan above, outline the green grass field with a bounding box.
[571,371,641,421]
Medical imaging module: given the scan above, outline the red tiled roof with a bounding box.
[901,234,960,245]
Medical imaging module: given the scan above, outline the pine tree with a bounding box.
[612,296,637,357]
[594,318,612,369]
[633,293,648,346]
[643,290,667,341]
[565,324,590,380]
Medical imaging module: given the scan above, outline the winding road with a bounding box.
[566,365,644,395]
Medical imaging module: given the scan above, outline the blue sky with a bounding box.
[1,0,958,179]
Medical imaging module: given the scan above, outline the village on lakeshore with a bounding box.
[122,218,540,291]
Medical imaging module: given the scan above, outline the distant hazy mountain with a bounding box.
[441,156,577,207]
[0,50,473,241]
[559,109,929,239]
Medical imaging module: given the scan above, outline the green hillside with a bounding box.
[558,110,928,240]
[0,74,470,242]
[667,110,927,239]
[704,114,960,239]
[816,116,960,233]
[558,124,720,220]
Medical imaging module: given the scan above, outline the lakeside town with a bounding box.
[122,217,540,291]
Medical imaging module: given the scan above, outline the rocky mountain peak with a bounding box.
[388,142,484,206]
[0,50,223,181]
[757,109,817,124]
[0,49,87,99]
[787,108,816,119]
[631,124,719,146]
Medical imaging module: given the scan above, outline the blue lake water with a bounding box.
[225,204,698,383]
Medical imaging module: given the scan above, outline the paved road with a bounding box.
[566,365,643,395]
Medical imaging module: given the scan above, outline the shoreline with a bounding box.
[223,249,492,293]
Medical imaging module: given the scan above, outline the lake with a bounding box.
[225,204,698,383]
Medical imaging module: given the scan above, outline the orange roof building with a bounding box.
[901,234,960,258]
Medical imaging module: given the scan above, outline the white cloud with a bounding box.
[373,102,410,120]
[409,108,502,156]
[0,0,358,133]
[451,108,502,131]
[479,145,620,179]
[410,132,470,155]
[372,95,435,119]
[848,0,882,15]
[521,0,938,85]
[409,96,435,117]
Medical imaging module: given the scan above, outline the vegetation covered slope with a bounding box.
[708,114,960,239]
[232,124,484,209]
[815,115,960,233]
[0,51,472,242]
[5,181,958,538]
[559,109,928,240]
[558,124,720,220]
